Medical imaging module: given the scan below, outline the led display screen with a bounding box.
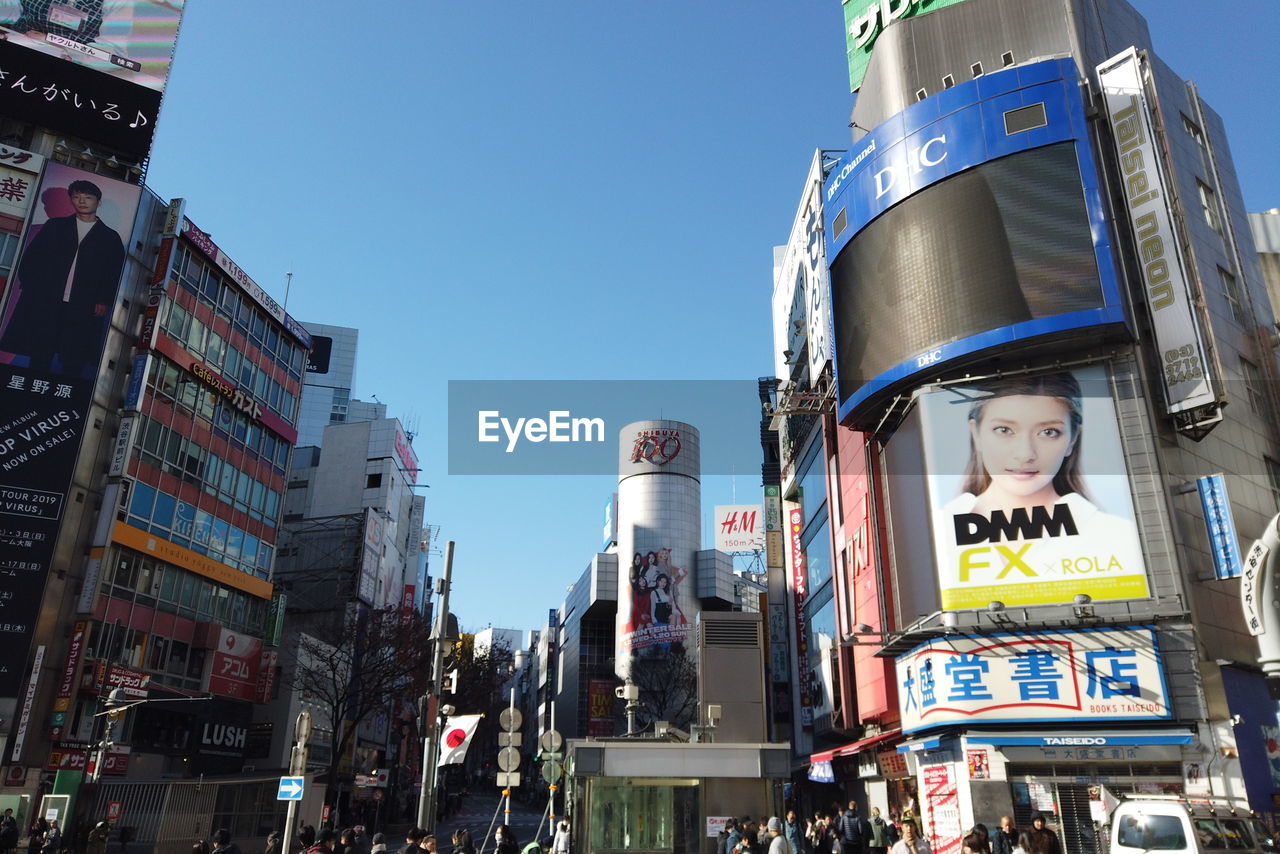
[831,143,1105,411]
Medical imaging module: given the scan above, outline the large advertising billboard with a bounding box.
[824,59,1126,423]
[1097,48,1218,417]
[919,365,1149,610]
[0,0,184,154]
[0,1,185,92]
[615,420,700,684]
[0,161,139,696]
[896,627,1171,733]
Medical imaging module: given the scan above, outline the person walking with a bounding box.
[39,822,59,854]
[86,823,109,854]
[721,819,741,854]
[397,831,424,854]
[1026,815,1061,854]
[868,809,891,854]
[784,812,803,854]
[212,829,244,854]
[767,819,794,854]
[890,824,930,854]
[306,830,336,854]
[837,803,871,854]
[551,821,570,854]
[493,826,518,854]
[1,811,21,854]
[991,818,1016,854]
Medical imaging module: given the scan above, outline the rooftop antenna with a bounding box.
[283,271,294,312]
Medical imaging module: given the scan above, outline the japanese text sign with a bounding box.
[896,627,1169,733]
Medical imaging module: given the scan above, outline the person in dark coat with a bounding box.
[991,817,1016,854]
[0,178,126,376]
[1026,815,1061,854]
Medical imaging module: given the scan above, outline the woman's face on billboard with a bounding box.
[970,394,1076,503]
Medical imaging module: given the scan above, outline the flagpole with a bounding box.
[419,540,455,833]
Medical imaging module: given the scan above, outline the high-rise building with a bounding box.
[770,0,1280,841]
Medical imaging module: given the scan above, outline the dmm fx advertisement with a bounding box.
[921,365,1149,609]
[896,627,1170,733]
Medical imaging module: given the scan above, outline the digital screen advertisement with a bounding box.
[919,365,1150,610]
[824,59,1127,423]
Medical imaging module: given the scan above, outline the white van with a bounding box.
[1110,797,1276,854]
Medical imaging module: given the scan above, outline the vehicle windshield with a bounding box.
[1116,814,1187,850]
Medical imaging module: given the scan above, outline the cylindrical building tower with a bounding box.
[614,419,701,682]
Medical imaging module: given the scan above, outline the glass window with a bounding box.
[250,480,266,512]
[219,461,237,497]
[206,330,226,368]
[153,491,177,530]
[1116,815,1186,850]
[1197,180,1221,232]
[167,640,189,674]
[796,435,827,530]
[112,553,137,589]
[148,635,169,672]
[226,527,243,560]
[180,574,198,608]
[129,481,156,521]
[158,565,178,602]
[196,580,213,616]
[136,557,157,596]
[1220,267,1246,324]
[803,518,833,593]
[1241,357,1265,414]
[1194,820,1229,850]
[211,517,230,554]
[258,542,274,574]
[1219,820,1253,851]
[187,647,206,679]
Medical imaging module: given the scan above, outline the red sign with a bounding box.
[208,628,262,700]
[401,585,416,619]
[587,679,615,737]
[4,766,27,787]
[253,649,279,704]
[790,507,813,726]
[106,801,123,822]
[50,621,89,738]
[93,663,151,699]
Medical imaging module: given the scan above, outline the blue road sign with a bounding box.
[278,777,305,801]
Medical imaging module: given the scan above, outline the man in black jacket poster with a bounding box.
[0,176,128,377]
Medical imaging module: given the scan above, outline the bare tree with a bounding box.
[287,605,433,801]
[629,647,698,730]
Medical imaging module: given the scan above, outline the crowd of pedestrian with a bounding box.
[718,802,1066,854]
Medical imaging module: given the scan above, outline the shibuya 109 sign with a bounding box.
[896,627,1170,733]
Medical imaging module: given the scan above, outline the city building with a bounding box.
[768,0,1280,843]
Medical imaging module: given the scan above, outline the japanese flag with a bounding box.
[438,714,483,767]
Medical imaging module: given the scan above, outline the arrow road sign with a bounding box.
[277,776,305,801]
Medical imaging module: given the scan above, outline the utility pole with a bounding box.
[417,540,455,832]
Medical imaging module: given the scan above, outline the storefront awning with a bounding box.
[809,729,903,764]
[897,735,945,753]
[963,728,1196,747]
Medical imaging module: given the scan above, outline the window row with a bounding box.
[146,355,292,471]
[106,547,268,636]
[173,242,306,378]
[161,299,298,424]
[124,479,275,578]
[88,617,208,693]
[134,411,282,525]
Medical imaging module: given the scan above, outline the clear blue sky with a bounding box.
[143,1,1280,634]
